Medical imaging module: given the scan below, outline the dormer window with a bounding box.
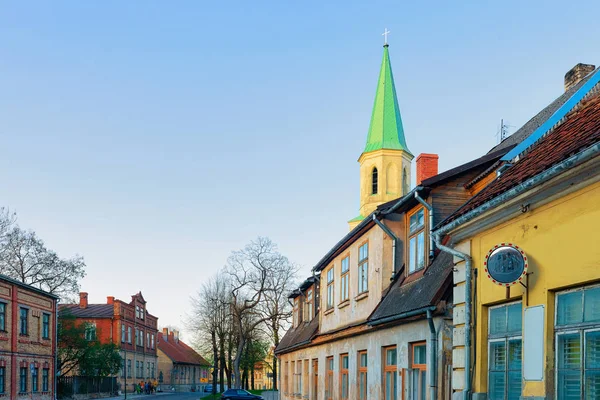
[326,268,335,310]
[293,298,299,327]
[305,289,313,320]
[408,208,426,273]
[372,168,378,194]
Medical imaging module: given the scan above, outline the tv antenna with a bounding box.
[496,119,514,143]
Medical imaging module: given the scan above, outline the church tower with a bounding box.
[349,41,413,230]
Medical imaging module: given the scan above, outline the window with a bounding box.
[147,361,150,378]
[121,324,126,343]
[32,367,38,392]
[410,342,427,400]
[284,362,289,394]
[136,306,140,319]
[340,256,349,302]
[358,242,368,294]
[0,303,5,331]
[20,307,28,335]
[293,298,299,327]
[140,307,144,320]
[42,368,49,392]
[42,314,50,339]
[127,360,132,378]
[20,367,27,393]
[372,167,378,194]
[340,354,349,400]
[151,334,155,349]
[85,323,96,341]
[358,351,368,400]
[488,302,522,400]
[151,363,155,378]
[122,359,126,377]
[0,366,5,393]
[147,332,150,348]
[555,285,600,399]
[136,361,140,378]
[305,289,313,321]
[383,346,397,400]
[326,268,335,310]
[128,326,132,343]
[291,361,295,395]
[326,356,334,400]
[296,360,302,395]
[312,359,318,400]
[408,208,426,273]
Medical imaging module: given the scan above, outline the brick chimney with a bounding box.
[565,63,596,92]
[79,292,88,309]
[162,327,169,341]
[416,153,439,185]
[173,330,179,343]
[106,296,115,305]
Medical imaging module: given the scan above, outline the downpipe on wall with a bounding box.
[371,214,399,279]
[426,309,438,400]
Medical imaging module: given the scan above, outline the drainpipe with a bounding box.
[433,231,472,400]
[426,309,438,400]
[371,214,399,279]
[414,192,435,259]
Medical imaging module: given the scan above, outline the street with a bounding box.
[103,391,280,400]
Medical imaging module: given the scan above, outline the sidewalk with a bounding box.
[102,393,175,400]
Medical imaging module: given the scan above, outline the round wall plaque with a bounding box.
[484,243,528,286]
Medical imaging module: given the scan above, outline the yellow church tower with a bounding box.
[349,41,413,230]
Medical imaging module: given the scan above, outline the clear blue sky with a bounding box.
[1,1,598,336]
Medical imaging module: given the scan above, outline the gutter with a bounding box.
[371,214,400,279]
[381,186,424,215]
[368,305,436,327]
[432,231,472,400]
[427,309,438,400]
[414,192,435,258]
[436,142,600,236]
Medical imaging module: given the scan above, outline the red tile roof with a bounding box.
[443,94,600,224]
[157,332,210,366]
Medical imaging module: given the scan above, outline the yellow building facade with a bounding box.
[436,86,600,400]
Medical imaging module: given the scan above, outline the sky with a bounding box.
[1,1,599,339]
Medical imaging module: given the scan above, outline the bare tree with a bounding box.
[225,237,292,389]
[0,227,85,301]
[261,258,297,390]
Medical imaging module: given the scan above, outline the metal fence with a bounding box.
[57,376,119,399]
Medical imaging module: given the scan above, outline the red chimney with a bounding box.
[416,153,439,185]
[79,292,88,309]
[107,296,115,305]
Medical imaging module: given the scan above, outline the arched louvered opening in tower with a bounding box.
[372,167,378,195]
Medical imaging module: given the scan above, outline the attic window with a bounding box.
[372,168,378,194]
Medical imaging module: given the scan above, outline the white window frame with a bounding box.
[554,284,600,399]
[487,301,523,400]
[408,208,426,274]
[358,242,368,294]
[340,256,349,302]
[326,267,335,310]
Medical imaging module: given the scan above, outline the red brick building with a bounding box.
[157,328,210,391]
[0,274,58,399]
[59,291,158,392]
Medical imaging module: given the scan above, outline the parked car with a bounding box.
[203,384,213,393]
[221,389,264,399]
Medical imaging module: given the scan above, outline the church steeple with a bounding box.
[363,44,411,155]
[349,40,414,230]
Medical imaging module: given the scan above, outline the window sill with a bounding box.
[324,308,334,316]
[338,300,350,309]
[354,292,369,302]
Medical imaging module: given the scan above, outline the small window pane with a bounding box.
[507,303,522,333]
[507,339,522,371]
[488,371,506,400]
[341,257,349,273]
[386,348,397,366]
[558,370,581,400]
[413,344,426,365]
[586,370,600,399]
[360,353,367,367]
[558,333,581,369]
[490,307,507,335]
[409,237,416,273]
[342,355,348,369]
[584,287,600,323]
[557,291,584,326]
[489,342,506,371]
[586,330,600,369]
[417,231,425,270]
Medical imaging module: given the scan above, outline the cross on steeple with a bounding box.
[382,28,390,46]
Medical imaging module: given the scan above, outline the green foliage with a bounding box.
[58,313,122,377]
[240,339,269,371]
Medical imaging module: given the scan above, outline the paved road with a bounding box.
[104,390,280,400]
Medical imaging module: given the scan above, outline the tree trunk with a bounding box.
[219,336,226,393]
[251,366,255,390]
[212,330,218,395]
[272,319,280,391]
[233,336,245,389]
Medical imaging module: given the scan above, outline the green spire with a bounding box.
[363,45,411,155]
